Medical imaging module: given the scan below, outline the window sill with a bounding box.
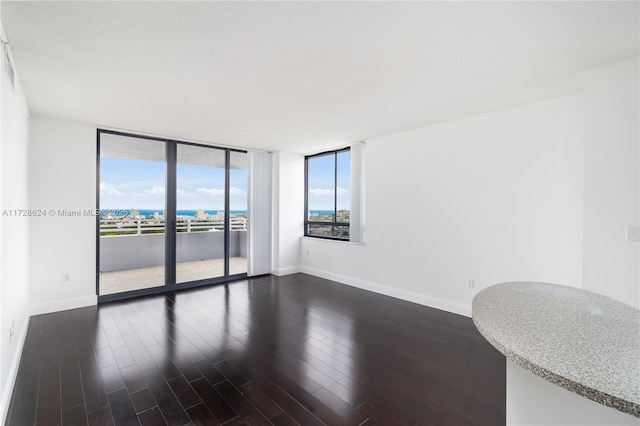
[301,236,366,246]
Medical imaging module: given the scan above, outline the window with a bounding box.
[97,130,249,301]
[305,148,351,240]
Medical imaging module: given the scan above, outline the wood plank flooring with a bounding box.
[6,273,505,425]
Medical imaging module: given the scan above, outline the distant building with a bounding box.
[131,208,140,218]
[196,209,205,219]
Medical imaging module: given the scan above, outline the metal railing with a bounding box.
[100,217,247,236]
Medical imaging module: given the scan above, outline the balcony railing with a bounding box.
[99,216,248,273]
[100,217,247,236]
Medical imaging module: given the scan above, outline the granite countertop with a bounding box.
[472,282,640,418]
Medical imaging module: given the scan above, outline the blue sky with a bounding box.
[101,150,349,212]
[307,151,350,211]
[100,157,247,210]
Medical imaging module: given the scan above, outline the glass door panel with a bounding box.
[99,134,166,295]
[229,151,248,275]
[176,144,226,283]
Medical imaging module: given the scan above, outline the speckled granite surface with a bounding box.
[472,282,640,418]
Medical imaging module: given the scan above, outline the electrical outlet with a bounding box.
[626,226,640,242]
[468,279,475,288]
[62,273,70,283]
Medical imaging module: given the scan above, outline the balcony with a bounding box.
[99,217,247,295]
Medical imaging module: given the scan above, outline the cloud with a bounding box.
[197,187,224,196]
[177,189,196,198]
[197,187,246,196]
[337,187,349,196]
[100,182,123,196]
[309,187,350,196]
[145,186,165,195]
[309,188,334,196]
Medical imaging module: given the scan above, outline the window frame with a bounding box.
[304,147,351,241]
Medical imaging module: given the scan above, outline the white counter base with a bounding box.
[507,360,640,426]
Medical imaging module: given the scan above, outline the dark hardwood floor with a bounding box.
[6,273,505,425]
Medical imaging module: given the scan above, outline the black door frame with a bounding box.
[96,129,247,303]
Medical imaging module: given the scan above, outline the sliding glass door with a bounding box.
[175,144,227,283]
[229,151,248,275]
[97,130,247,300]
[98,135,167,295]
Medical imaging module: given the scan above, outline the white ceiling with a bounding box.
[100,131,247,169]
[1,1,638,154]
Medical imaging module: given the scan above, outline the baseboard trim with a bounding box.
[1,311,30,425]
[30,295,97,316]
[300,266,471,317]
[271,266,301,276]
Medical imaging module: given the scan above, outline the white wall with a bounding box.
[0,19,31,422]
[27,120,306,313]
[29,118,97,314]
[301,94,584,316]
[582,56,640,308]
[20,61,639,322]
[271,151,304,275]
